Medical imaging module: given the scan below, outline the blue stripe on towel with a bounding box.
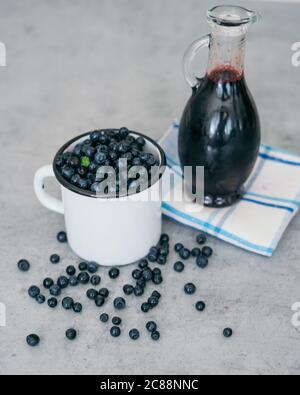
[241,197,294,213]
[162,202,273,254]
[259,153,300,167]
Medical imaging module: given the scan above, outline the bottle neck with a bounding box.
[207,29,246,82]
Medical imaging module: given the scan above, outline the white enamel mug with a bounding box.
[34,131,166,266]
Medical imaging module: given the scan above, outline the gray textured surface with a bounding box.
[0,0,300,375]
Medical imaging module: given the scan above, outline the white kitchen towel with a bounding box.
[160,121,300,256]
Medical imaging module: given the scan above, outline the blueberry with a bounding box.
[196,255,209,269]
[28,286,40,298]
[129,329,140,340]
[149,246,159,255]
[36,294,46,304]
[110,326,121,337]
[66,328,77,340]
[26,334,40,347]
[87,261,99,274]
[223,328,233,338]
[132,269,142,280]
[134,286,144,297]
[148,253,157,262]
[66,265,76,276]
[146,321,157,333]
[90,275,101,286]
[70,173,81,185]
[136,278,146,288]
[43,278,54,289]
[179,248,191,260]
[73,302,82,313]
[142,268,153,282]
[78,262,88,271]
[100,313,109,323]
[184,283,196,295]
[69,276,79,286]
[119,127,129,139]
[141,302,151,313]
[160,234,169,243]
[195,301,206,312]
[99,288,109,298]
[196,233,207,245]
[146,154,156,167]
[57,276,69,289]
[72,144,82,157]
[89,161,98,173]
[68,156,80,167]
[77,271,90,284]
[123,284,134,295]
[159,245,169,257]
[151,331,160,341]
[191,248,201,257]
[152,267,161,275]
[62,297,74,310]
[61,166,75,180]
[47,297,58,308]
[112,316,122,325]
[152,274,163,285]
[94,152,107,165]
[148,296,159,308]
[114,297,126,310]
[17,259,30,272]
[109,268,120,279]
[157,255,166,265]
[78,178,89,190]
[174,243,183,252]
[77,166,87,177]
[202,246,213,258]
[86,288,98,300]
[151,290,161,299]
[57,231,67,243]
[138,259,148,269]
[50,254,60,264]
[49,285,61,297]
[82,145,95,158]
[95,295,105,307]
[90,131,100,143]
[173,261,184,273]
[132,157,142,166]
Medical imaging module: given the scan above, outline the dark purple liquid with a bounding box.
[179,66,260,207]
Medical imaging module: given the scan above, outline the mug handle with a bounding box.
[34,165,64,214]
[183,34,211,88]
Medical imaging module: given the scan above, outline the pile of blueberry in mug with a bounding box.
[55,127,159,195]
[19,231,233,348]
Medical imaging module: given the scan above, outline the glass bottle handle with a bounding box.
[183,34,211,88]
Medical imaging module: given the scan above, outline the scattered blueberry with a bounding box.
[141,302,151,313]
[28,286,40,298]
[62,297,74,310]
[50,254,60,264]
[77,271,90,284]
[113,297,126,310]
[142,268,153,282]
[151,331,160,341]
[66,265,76,276]
[47,297,58,308]
[157,255,166,265]
[195,301,206,312]
[26,334,40,347]
[109,268,120,279]
[151,290,161,299]
[112,316,122,325]
[123,284,134,295]
[173,261,184,273]
[43,277,54,289]
[202,246,213,258]
[87,261,99,274]
[146,321,157,333]
[152,274,163,285]
[129,329,140,340]
[36,294,46,304]
[148,296,159,308]
[174,243,184,253]
[99,288,109,298]
[160,234,169,243]
[196,255,209,269]
[136,278,146,288]
[196,233,207,245]
[66,328,77,340]
[57,231,67,243]
[148,253,157,263]
[179,248,191,260]
[110,326,121,337]
[73,302,82,313]
[191,248,201,257]
[132,269,142,280]
[86,288,98,300]
[184,283,196,295]
[90,275,101,286]
[223,328,233,338]
[95,295,105,307]
[57,276,69,289]
[134,286,144,297]
[17,259,30,272]
[49,284,61,297]
[69,276,79,286]
[78,262,88,271]
[152,267,161,275]
[100,313,109,323]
